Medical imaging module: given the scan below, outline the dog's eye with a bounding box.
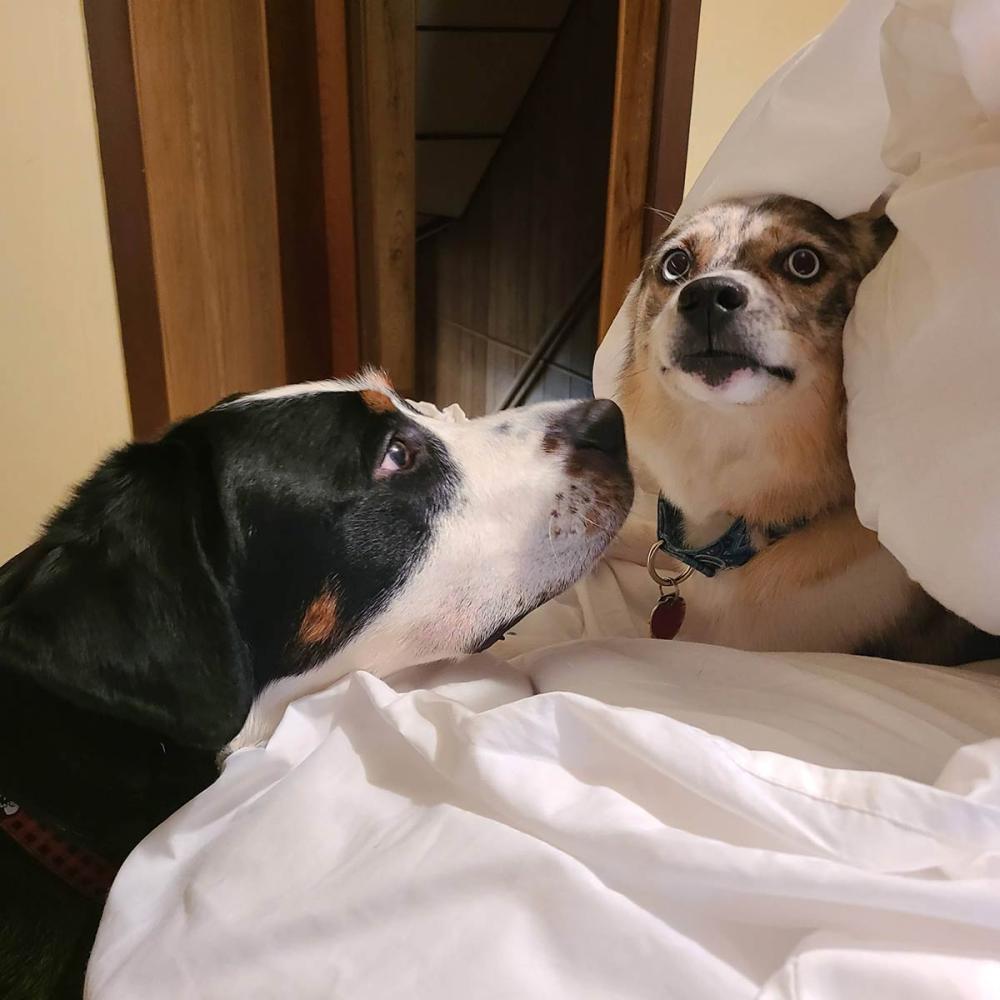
[378,438,414,474]
[786,247,822,281]
[660,249,691,283]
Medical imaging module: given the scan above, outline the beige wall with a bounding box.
[0,0,131,562]
[685,0,846,190]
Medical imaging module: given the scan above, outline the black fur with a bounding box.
[0,388,457,998]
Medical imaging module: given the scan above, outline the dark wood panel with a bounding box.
[551,296,601,380]
[416,138,500,217]
[433,323,493,413]
[435,327,592,413]
[83,0,168,439]
[347,0,416,395]
[415,31,553,134]
[485,339,528,413]
[644,0,701,248]
[315,0,361,377]
[417,0,571,28]
[265,0,332,384]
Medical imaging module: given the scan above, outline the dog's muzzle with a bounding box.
[674,276,757,385]
[673,276,792,385]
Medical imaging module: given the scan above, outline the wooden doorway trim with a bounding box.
[344,0,416,396]
[314,0,361,378]
[644,0,701,248]
[88,0,289,424]
[597,0,700,342]
[86,0,349,432]
[82,0,168,440]
[265,0,335,385]
[123,0,287,421]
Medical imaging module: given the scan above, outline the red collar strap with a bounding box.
[0,795,117,900]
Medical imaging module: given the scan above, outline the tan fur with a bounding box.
[360,389,396,414]
[299,588,338,646]
[618,355,852,526]
[617,195,996,665]
[734,508,880,604]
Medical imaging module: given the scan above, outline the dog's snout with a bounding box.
[678,276,748,321]
[557,399,627,457]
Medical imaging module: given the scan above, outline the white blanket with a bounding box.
[88,646,1000,999]
[88,1,1000,996]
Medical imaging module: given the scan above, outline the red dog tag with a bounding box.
[650,593,686,639]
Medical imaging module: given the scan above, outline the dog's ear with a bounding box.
[0,438,252,750]
[844,208,897,272]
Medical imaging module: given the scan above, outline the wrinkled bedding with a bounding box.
[87,644,1000,999]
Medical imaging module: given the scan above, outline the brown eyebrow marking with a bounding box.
[360,389,396,414]
[298,587,338,646]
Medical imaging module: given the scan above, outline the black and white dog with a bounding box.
[0,371,633,998]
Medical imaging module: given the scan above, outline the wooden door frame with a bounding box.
[315,0,361,378]
[341,0,416,397]
[598,0,700,341]
[85,0,357,435]
[83,0,168,439]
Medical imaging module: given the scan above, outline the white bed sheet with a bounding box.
[87,637,1000,999]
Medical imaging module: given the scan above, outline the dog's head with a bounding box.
[631,195,894,407]
[0,373,632,750]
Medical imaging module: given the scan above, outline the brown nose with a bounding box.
[557,399,627,458]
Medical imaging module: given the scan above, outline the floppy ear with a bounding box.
[0,439,253,750]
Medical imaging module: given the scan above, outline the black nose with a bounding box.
[561,399,627,457]
[677,276,748,323]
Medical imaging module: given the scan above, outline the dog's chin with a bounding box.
[471,611,530,653]
[469,547,617,653]
[469,593,556,653]
[669,353,794,406]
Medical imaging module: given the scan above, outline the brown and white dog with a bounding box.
[614,194,998,665]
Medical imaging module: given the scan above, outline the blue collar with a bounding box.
[656,496,806,579]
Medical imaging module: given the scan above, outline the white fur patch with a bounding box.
[221,368,395,408]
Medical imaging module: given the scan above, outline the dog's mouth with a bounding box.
[472,607,535,653]
[676,351,795,387]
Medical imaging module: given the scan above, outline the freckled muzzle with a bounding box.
[543,398,634,538]
[471,399,634,653]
